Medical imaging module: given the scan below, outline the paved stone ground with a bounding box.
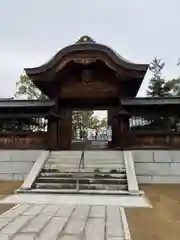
[0,204,130,240]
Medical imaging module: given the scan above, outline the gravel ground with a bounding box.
[0,181,22,214]
[126,184,180,240]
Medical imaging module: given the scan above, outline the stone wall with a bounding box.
[0,150,42,181]
[133,150,180,184]
[0,149,180,184]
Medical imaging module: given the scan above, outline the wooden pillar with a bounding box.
[57,109,72,150]
[108,107,119,147]
[107,106,130,149]
[116,109,130,148]
[48,117,58,150]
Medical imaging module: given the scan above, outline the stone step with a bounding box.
[37,177,127,185]
[44,163,125,169]
[42,168,126,173]
[51,150,123,155]
[41,168,126,174]
[50,151,124,161]
[19,188,132,195]
[35,182,128,191]
[47,158,124,164]
[38,175,127,181]
[48,158,124,163]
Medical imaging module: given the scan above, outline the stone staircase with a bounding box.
[19,150,140,195]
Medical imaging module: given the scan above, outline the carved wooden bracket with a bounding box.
[73,58,96,65]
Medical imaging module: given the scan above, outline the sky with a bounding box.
[0,0,180,118]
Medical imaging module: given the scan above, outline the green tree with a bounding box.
[164,58,180,96]
[99,117,107,128]
[72,111,94,127]
[147,57,180,97]
[90,116,100,130]
[145,57,180,130]
[14,73,47,100]
[72,111,97,139]
[146,57,169,97]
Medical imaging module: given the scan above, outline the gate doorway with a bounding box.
[71,110,109,150]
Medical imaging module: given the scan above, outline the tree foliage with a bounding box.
[147,57,180,97]
[145,57,180,131]
[14,73,47,100]
[147,58,169,97]
[72,111,94,129]
[99,117,108,128]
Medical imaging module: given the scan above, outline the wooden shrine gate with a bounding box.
[1,36,180,150]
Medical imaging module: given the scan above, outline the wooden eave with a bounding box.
[24,42,148,76]
[0,99,54,108]
[0,97,179,114]
[24,39,149,99]
[122,97,180,106]
[0,97,180,108]
[0,100,55,115]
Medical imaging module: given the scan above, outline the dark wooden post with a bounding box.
[48,117,58,150]
[57,109,72,150]
[116,107,130,149]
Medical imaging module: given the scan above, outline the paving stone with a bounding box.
[23,204,47,216]
[59,235,79,240]
[107,237,124,240]
[21,215,51,233]
[41,204,60,216]
[37,217,68,240]
[106,221,124,238]
[0,218,13,230]
[2,204,30,219]
[71,205,90,220]
[1,215,33,235]
[64,218,86,235]
[13,234,35,240]
[0,204,129,240]
[55,205,75,217]
[107,206,121,221]
[0,234,10,240]
[85,218,105,240]
[89,206,105,218]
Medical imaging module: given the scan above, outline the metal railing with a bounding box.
[78,148,85,170]
[77,123,87,191]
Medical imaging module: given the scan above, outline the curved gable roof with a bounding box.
[24,36,149,75]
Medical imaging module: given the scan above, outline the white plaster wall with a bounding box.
[133,150,180,184]
[0,150,43,181]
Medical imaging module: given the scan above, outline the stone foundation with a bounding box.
[0,150,43,181]
[133,150,180,183]
[0,150,180,184]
